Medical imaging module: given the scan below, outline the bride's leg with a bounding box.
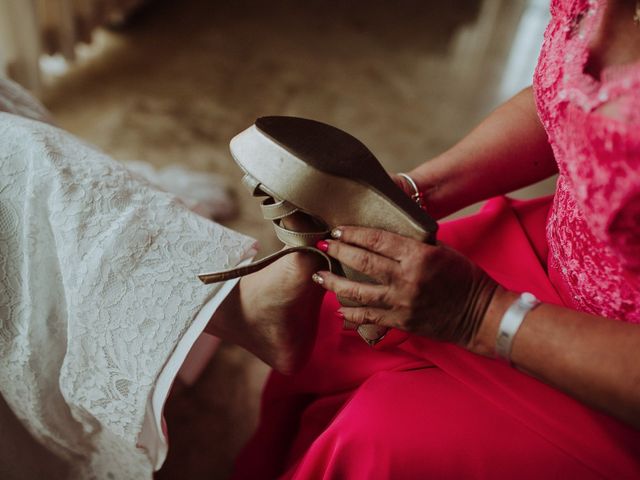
[208,252,324,374]
[207,213,327,374]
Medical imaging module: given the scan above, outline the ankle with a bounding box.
[206,282,250,343]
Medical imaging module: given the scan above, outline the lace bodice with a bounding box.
[533,0,640,321]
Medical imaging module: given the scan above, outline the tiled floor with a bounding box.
[42,0,555,477]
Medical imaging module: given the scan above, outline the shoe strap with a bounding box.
[241,174,265,196]
[242,173,281,199]
[260,197,299,220]
[272,220,329,247]
[242,173,328,246]
[198,246,333,284]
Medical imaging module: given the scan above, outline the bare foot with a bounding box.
[207,213,328,374]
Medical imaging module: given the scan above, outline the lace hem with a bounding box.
[0,112,257,478]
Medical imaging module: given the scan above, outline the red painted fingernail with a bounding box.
[336,310,345,320]
[316,240,329,252]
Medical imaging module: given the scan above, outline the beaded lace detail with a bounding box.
[534,0,640,321]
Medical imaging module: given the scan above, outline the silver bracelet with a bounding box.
[495,292,540,362]
[397,172,426,209]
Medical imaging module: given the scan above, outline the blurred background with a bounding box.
[1,0,555,477]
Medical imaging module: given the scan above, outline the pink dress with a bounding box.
[235,0,640,478]
[539,0,640,321]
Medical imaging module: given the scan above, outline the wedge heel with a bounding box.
[199,116,438,346]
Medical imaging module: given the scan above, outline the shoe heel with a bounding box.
[198,246,333,284]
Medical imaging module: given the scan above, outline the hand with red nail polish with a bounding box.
[311,225,498,349]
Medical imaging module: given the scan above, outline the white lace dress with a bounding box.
[0,78,257,479]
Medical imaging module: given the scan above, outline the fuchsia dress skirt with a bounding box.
[234,196,640,479]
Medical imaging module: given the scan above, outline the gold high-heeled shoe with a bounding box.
[199,116,437,346]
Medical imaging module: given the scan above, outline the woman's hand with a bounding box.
[313,226,498,348]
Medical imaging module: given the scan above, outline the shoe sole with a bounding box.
[231,117,438,243]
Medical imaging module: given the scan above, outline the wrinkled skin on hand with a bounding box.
[314,226,498,347]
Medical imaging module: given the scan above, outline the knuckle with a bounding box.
[355,250,373,274]
[343,284,356,298]
[363,290,380,306]
[353,289,367,305]
[351,309,367,324]
[364,229,385,252]
[344,285,365,304]
[364,308,383,325]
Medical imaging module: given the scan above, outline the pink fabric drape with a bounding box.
[235,196,640,479]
